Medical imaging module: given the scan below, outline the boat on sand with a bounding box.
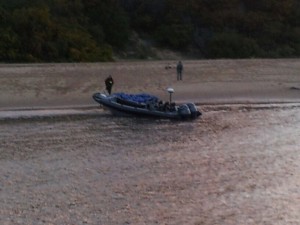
[92,88,201,120]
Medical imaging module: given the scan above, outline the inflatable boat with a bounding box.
[92,89,201,120]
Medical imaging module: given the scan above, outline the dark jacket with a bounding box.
[105,76,114,87]
[177,62,183,73]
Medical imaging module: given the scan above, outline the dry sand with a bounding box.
[1,59,300,225]
[1,59,300,110]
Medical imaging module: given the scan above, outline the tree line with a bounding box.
[1,0,300,62]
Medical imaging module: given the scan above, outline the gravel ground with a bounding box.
[1,60,300,224]
[1,104,300,225]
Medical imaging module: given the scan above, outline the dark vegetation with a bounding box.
[1,0,300,62]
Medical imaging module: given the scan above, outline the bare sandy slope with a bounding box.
[1,59,300,110]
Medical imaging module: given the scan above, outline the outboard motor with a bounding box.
[178,104,191,119]
[187,103,202,119]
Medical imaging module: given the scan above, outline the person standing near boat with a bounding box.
[105,75,114,95]
[176,61,183,81]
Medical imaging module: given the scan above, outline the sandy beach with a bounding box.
[1,59,300,225]
[1,59,300,110]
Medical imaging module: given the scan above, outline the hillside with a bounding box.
[1,0,300,62]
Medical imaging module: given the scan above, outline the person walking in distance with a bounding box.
[176,61,183,81]
[105,75,114,95]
